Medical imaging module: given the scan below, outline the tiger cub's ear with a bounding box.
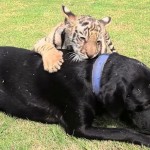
[62,5,76,24]
[99,17,111,26]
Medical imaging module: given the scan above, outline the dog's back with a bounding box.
[0,47,150,147]
[0,47,94,124]
[0,47,51,121]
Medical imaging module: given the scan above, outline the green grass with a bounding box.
[0,0,150,149]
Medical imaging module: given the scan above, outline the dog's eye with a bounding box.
[127,94,130,98]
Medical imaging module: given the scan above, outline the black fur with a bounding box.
[0,46,150,147]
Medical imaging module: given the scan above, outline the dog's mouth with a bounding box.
[138,129,150,135]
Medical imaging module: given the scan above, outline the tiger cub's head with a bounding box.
[62,6,111,61]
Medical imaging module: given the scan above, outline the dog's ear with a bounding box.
[99,79,128,118]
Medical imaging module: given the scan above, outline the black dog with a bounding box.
[0,46,150,147]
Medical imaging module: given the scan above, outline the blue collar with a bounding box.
[92,54,110,95]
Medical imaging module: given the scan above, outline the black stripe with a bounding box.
[108,41,112,46]
[61,29,66,49]
[82,22,89,26]
[73,32,76,38]
[77,34,81,41]
[79,31,83,35]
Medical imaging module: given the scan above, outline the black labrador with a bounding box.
[0,46,150,147]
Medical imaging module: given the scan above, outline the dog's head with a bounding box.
[125,78,150,134]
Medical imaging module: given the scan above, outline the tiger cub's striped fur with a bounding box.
[33,6,116,72]
[105,32,116,53]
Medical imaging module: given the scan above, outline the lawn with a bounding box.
[0,0,150,149]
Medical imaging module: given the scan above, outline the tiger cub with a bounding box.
[33,6,116,73]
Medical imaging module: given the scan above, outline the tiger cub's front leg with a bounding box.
[42,45,64,73]
[33,22,65,73]
[34,40,64,73]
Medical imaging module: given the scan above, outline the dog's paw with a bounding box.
[42,48,64,73]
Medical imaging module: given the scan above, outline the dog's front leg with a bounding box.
[62,91,150,147]
[62,101,150,147]
[72,126,150,147]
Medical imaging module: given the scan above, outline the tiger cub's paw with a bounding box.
[42,48,64,73]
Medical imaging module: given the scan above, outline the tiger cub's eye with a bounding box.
[97,40,101,45]
[80,36,86,41]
